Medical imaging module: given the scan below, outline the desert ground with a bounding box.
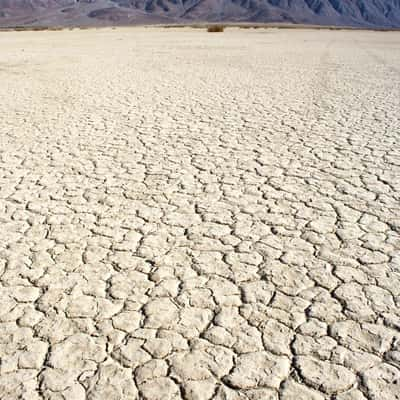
[0,27,399,400]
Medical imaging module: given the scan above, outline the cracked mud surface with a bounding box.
[0,27,400,400]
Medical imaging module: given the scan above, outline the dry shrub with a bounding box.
[14,26,47,31]
[11,25,64,31]
[207,25,224,32]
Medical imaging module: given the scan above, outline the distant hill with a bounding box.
[1,0,400,28]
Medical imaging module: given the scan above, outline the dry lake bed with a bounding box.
[0,27,399,400]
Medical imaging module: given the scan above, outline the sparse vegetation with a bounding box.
[1,23,398,33]
[207,25,224,32]
[4,25,64,32]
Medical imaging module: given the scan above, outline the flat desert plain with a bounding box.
[0,27,400,400]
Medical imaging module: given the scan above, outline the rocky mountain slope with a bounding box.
[1,0,400,27]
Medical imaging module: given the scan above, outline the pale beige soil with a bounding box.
[0,27,399,400]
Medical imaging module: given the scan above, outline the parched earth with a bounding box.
[0,27,399,400]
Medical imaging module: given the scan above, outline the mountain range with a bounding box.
[1,0,400,28]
